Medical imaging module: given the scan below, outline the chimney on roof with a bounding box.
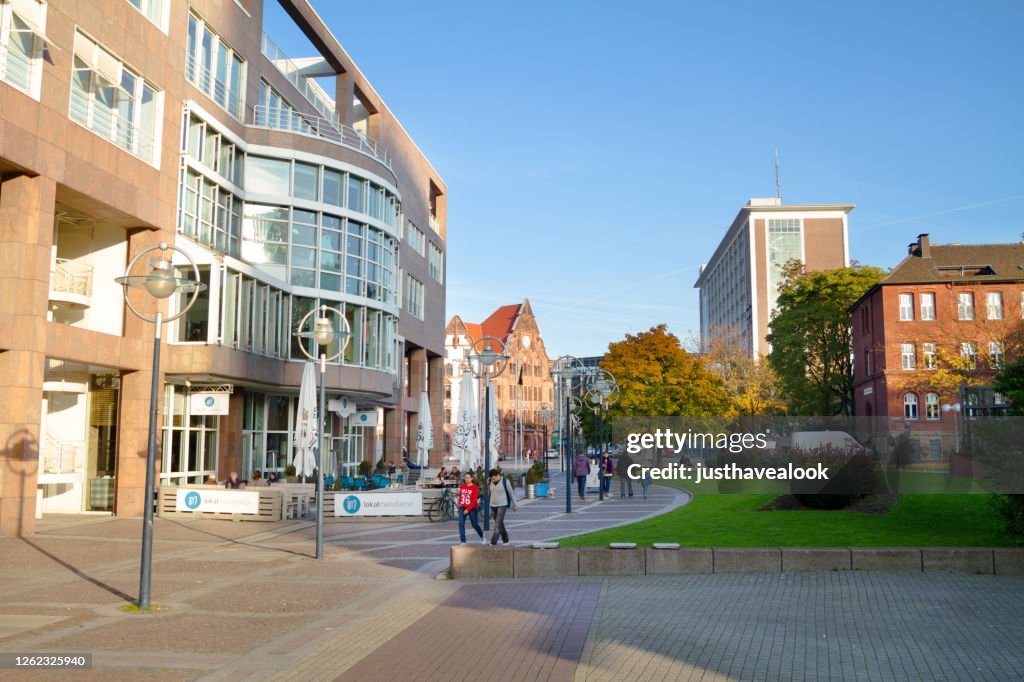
[908,233,931,258]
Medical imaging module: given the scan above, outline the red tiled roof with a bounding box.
[481,303,521,342]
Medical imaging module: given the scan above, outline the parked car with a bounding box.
[545,449,559,459]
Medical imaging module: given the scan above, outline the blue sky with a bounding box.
[268,1,1024,358]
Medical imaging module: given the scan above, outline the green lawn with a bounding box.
[558,475,1010,547]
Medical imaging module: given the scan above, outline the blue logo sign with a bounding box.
[358,414,368,423]
[184,491,202,509]
[343,495,361,514]
[204,396,215,407]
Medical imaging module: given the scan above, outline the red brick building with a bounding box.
[850,234,1024,459]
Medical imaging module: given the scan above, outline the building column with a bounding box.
[383,407,402,465]
[428,354,444,468]
[0,174,56,536]
[407,347,427,461]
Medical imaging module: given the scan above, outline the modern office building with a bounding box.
[850,234,1023,458]
[0,0,447,535]
[694,198,852,356]
[443,300,554,459]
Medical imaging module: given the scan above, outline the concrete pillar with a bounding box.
[0,174,56,536]
[428,354,444,468]
[383,406,402,464]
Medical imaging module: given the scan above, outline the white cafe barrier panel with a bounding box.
[334,492,423,517]
[175,489,259,514]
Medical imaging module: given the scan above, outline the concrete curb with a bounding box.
[449,546,1024,579]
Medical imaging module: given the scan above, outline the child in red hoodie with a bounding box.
[457,472,485,544]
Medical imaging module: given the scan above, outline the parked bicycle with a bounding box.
[427,486,458,522]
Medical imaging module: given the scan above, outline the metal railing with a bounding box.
[428,214,441,234]
[69,89,158,164]
[50,258,94,300]
[251,105,392,169]
[261,33,339,127]
[185,53,244,120]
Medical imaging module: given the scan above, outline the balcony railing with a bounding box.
[185,53,245,120]
[49,258,94,307]
[69,90,158,165]
[251,105,392,170]
[428,214,441,234]
[261,33,339,127]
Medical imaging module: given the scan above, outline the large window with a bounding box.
[1,0,45,96]
[405,274,424,320]
[245,156,291,195]
[185,12,244,119]
[903,393,919,420]
[161,384,218,485]
[898,294,914,321]
[256,79,312,135]
[961,342,977,369]
[901,343,916,370]
[428,242,444,284]
[127,0,164,28]
[925,393,940,421]
[242,204,289,265]
[179,168,241,256]
[175,267,210,342]
[990,341,1003,369]
[957,292,975,321]
[987,292,1003,320]
[923,342,937,369]
[919,293,936,321]
[408,222,426,257]
[71,31,161,165]
[183,112,242,184]
[766,219,801,314]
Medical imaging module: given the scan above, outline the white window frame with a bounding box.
[428,242,444,284]
[903,393,919,420]
[70,31,163,166]
[0,0,47,97]
[919,292,936,321]
[898,293,914,321]
[126,0,168,31]
[901,343,916,370]
[990,341,1003,369]
[960,342,977,370]
[922,342,937,369]
[987,292,1003,320]
[405,273,424,320]
[925,393,940,421]
[957,292,975,321]
[186,11,245,120]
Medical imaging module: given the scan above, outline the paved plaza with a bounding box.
[1,484,1023,680]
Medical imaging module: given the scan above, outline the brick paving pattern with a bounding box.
[338,583,600,682]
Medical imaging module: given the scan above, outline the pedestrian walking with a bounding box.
[616,453,634,498]
[573,452,591,500]
[457,472,485,544]
[487,468,518,545]
[601,452,614,495]
[639,466,651,498]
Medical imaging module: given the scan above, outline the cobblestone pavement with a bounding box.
[3,485,1023,681]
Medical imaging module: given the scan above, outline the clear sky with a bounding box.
[268,1,1024,358]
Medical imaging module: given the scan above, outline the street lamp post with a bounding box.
[116,242,206,610]
[585,370,619,502]
[294,305,351,560]
[468,336,509,530]
[551,356,584,513]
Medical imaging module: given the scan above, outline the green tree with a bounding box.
[767,262,886,416]
[990,360,1024,544]
[601,325,732,417]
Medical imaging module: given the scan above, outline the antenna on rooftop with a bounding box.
[774,149,781,202]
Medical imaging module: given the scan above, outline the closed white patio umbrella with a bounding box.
[292,361,319,479]
[415,390,434,468]
[452,371,480,471]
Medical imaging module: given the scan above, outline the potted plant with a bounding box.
[284,464,297,483]
[530,459,550,497]
[525,465,540,499]
[358,460,372,479]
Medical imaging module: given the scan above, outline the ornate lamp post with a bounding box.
[468,336,509,530]
[538,404,550,457]
[942,402,962,455]
[116,242,206,609]
[585,369,619,501]
[294,305,351,560]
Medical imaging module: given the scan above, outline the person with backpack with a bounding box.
[457,472,485,544]
[487,468,518,545]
